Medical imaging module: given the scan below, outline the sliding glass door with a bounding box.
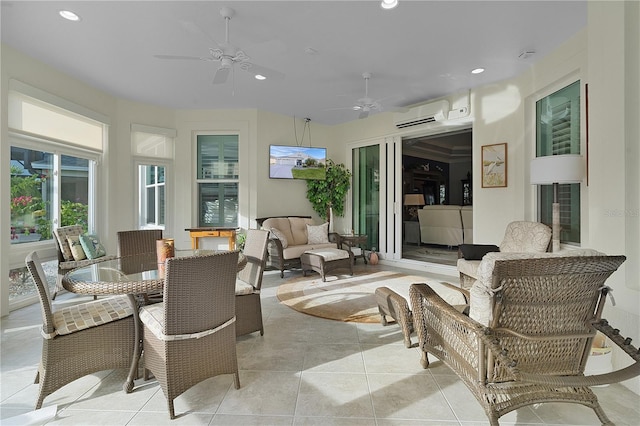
[352,145,380,251]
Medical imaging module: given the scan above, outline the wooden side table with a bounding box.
[185,228,237,250]
[338,234,368,264]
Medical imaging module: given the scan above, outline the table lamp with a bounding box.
[530,154,585,252]
[404,193,426,220]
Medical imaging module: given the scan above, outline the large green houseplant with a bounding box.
[306,159,352,223]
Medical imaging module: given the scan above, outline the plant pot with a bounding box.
[10,233,42,244]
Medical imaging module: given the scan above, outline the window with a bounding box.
[535,80,581,244]
[131,124,175,231]
[196,134,239,228]
[7,82,105,307]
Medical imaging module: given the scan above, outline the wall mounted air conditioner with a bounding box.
[394,99,449,129]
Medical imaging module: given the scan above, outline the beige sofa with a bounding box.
[418,205,472,247]
[260,216,338,277]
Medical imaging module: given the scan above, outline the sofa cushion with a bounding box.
[499,221,552,253]
[288,217,315,245]
[282,243,335,260]
[457,258,481,279]
[269,227,289,248]
[307,222,329,244]
[262,218,294,245]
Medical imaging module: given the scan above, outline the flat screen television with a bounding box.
[269,145,327,180]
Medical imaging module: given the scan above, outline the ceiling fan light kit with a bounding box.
[380,0,399,10]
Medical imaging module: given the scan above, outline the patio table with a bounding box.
[62,249,246,393]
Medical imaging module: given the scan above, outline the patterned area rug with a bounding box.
[276,269,434,323]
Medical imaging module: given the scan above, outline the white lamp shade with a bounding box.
[530,154,585,185]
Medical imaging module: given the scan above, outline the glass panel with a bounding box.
[535,80,581,244]
[60,155,90,230]
[139,164,166,229]
[10,147,53,243]
[199,183,238,227]
[352,145,379,250]
[197,135,239,179]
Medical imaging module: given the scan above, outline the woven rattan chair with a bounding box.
[236,229,269,336]
[410,254,640,426]
[53,225,116,299]
[25,251,135,409]
[117,229,163,303]
[139,251,241,419]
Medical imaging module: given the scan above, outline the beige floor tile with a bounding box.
[296,372,374,418]
[212,414,294,425]
[302,343,365,373]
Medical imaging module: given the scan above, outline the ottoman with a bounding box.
[301,248,353,282]
[375,286,414,348]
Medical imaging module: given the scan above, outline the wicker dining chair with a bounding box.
[117,229,164,303]
[25,251,135,410]
[235,229,270,337]
[139,251,241,419]
[410,254,640,426]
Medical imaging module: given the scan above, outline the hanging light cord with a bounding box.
[293,117,312,147]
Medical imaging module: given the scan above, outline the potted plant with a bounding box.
[306,159,352,227]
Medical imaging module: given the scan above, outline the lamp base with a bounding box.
[552,202,560,252]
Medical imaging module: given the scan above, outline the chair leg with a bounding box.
[168,399,175,420]
[233,372,240,389]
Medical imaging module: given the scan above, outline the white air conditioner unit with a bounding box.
[394,100,449,129]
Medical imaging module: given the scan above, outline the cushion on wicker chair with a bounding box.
[67,235,87,261]
[50,295,133,337]
[79,234,107,259]
[235,280,255,296]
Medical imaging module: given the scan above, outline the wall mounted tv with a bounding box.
[269,145,327,180]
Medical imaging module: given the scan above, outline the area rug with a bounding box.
[276,269,435,323]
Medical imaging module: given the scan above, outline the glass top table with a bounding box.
[62,249,246,393]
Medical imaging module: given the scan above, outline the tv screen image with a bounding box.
[269,145,327,180]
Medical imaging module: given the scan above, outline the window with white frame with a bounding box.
[196,134,239,228]
[131,124,175,231]
[535,80,581,244]
[7,82,105,306]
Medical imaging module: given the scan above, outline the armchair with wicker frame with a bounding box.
[410,252,640,426]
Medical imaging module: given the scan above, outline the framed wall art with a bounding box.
[481,143,507,188]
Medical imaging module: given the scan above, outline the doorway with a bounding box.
[401,129,472,265]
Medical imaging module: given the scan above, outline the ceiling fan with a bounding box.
[352,72,382,119]
[154,7,284,85]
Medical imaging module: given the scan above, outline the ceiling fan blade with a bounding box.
[239,62,285,80]
[212,66,230,84]
[154,54,208,61]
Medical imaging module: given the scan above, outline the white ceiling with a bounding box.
[1,1,586,126]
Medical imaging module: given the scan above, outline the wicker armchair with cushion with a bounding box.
[235,229,269,337]
[456,221,551,292]
[53,225,116,299]
[139,251,241,419]
[410,250,640,425]
[26,251,135,409]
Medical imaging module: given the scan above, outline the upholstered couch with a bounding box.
[417,205,472,247]
[259,216,338,277]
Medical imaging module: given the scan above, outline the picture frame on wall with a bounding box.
[481,143,507,188]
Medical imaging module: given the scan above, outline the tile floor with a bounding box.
[1,262,639,425]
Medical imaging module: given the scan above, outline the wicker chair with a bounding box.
[235,229,269,337]
[457,221,552,291]
[117,229,163,303]
[25,251,135,409]
[410,254,640,426]
[52,225,116,299]
[139,251,241,419]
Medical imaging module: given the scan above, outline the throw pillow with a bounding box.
[270,228,289,248]
[66,235,87,261]
[459,244,500,260]
[79,234,107,260]
[307,222,329,244]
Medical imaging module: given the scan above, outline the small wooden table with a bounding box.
[185,227,237,250]
[338,234,368,264]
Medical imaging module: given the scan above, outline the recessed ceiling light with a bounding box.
[255,74,266,80]
[380,0,398,10]
[59,10,80,21]
[471,68,485,74]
